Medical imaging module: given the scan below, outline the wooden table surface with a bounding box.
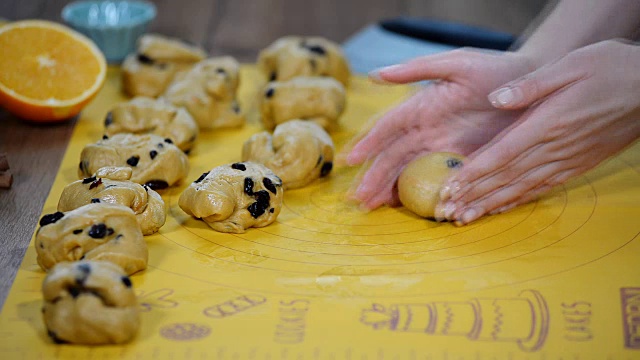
[0,111,76,308]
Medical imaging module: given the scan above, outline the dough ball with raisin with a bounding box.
[397,152,466,219]
[258,36,350,86]
[104,97,198,153]
[242,120,334,189]
[162,56,244,130]
[58,169,166,235]
[260,76,345,131]
[79,133,189,190]
[42,261,139,345]
[122,34,206,97]
[36,203,148,275]
[179,162,283,233]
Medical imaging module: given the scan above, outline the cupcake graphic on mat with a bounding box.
[360,289,549,352]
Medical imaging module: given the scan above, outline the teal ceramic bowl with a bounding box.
[62,0,156,63]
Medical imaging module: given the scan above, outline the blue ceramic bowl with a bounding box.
[62,0,156,63]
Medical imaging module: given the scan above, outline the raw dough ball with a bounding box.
[35,203,148,275]
[242,120,334,189]
[260,76,346,131]
[258,36,350,86]
[58,169,166,235]
[78,133,190,190]
[162,57,245,130]
[122,34,207,97]
[42,260,139,345]
[104,97,198,153]
[179,162,283,233]
[397,152,466,219]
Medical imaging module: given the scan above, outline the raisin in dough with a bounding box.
[261,76,345,131]
[122,34,207,97]
[79,133,189,190]
[162,57,244,129]
[242,120,334,189]
[258,36,350,86]
[179,162,283,233]
[397,152,466,219]
[58,168,166,235]
[105,97,198,152]
[42,261,139,345]
[36,203,148,275]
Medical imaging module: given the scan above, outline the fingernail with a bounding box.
[443,201,456,219]
[368,64,403,84]
[355,183,370,198]
[434,203,445,221]
[459,207,480,225]
[357,203,372,213]
[488,86,523,107]
[439,181,459,201]
[368,70,387,84]
[439,185,451,201]
[344,152,358,166]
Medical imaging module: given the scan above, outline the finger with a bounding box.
[338,110,387,166]
[440,112,546,205]
[452,166,579,225]
[498,166,581,213]
[346,162,401,210]
[438,111,534,204]
[352,133,430,208]
[346,92,422,165]
[369,49,471,84]
[487,56,587,110]
[353,164,401,210]
[362,180,402,210]
[488,184,552,215]
[447,141,558,207]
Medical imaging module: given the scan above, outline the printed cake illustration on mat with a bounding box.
[360,289,549,352]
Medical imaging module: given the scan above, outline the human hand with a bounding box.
[437,40,640,225]
[345,48,535,209]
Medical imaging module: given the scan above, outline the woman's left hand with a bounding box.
[437,40,640,225]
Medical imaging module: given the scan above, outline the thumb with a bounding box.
[487,56,583,110]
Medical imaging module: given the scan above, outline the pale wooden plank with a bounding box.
[0,111,77,309]
[1,0,48,20]
[147,0,218,48]
[210,0,403,63]
[40,0,73,22]
[404,0,547,35]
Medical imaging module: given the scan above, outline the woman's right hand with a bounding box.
[345,48,535,210]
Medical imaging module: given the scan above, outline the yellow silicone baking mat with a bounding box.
[1,66,640,360]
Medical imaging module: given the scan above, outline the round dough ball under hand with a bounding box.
[260,76,346,131]
[242,120,334,189]
[258,36,351,86]
[104,97,198,153]
[58,168,166,235]
[78,133,190,190]
[162,56,244,130]
[122,33,207,97]
[397,152,466,220]
[179,162,284,233]
[42,260,139,345]
[35,203,148,275]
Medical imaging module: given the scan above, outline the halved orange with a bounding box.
[0,20,106,122]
